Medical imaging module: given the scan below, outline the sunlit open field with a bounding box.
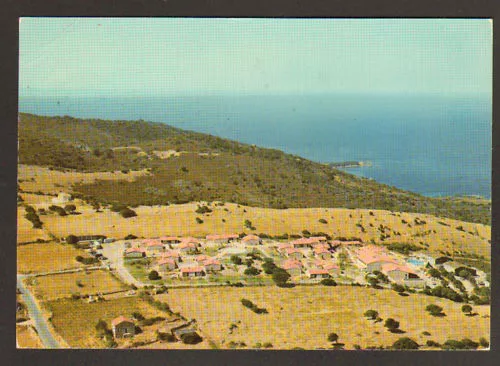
[17,242,87,274]
[158,286,490,350]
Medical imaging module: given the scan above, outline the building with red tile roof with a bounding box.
[206,234,239,243]
[242,235,262,245]
[180,266,205,277]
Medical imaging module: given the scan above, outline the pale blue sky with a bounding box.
[19,18,492,97]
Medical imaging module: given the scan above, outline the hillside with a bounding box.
[18,113,490,225]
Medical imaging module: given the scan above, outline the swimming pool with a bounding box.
[407,258,425,266]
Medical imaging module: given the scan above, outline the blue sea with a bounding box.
[19,93,492,199]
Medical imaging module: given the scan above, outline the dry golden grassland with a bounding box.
[159,286,490,350]
[16,325,43,348]
[29,270,128,301]
[18,164,150,194]
[38,201,490,258]
[45,296,169,348]
[17,209,52,244]
[17,242,87,274]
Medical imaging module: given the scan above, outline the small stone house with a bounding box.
[124,247,146,258]
[158,257,177,271]
[180,266,205,278]
[202,258,222,272]
[284,248,304,260]
[111,316,135,338]
[307,269,330,279]
[282,259,303,276]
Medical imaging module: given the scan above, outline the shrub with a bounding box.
[64,204,77,213]
[241,298,268,314]
[318,218,328,224]
[461,304,473,316]
[66,235,78,244]
[363,310,379,320]
[426,340,441,347]
[353,344,361,350]
[120,208,137,218]
[425,304,445,317]
[327,333,339,344]
[181,333,203,344]
[132,312,145,321]
[75,255,84,262]
[392,283,405,293]
[195,205,212,214]
[124,234,138,240]
[110,203,128,212]
[479,337,489,348]
[244,266,260,276]
[392,337,419,350]
[157,331,176,342]
[230,255,242,265]
[148,270,160,280]
[195,217,204,224]
[272,268,291,287]
[320,278,337,286]
[263,342,273,348]
[384,318,400,332]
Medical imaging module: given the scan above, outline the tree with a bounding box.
[327,332,339,344]
[66,235,78,244]
[148,270,160,280]
[230,255,242,265]
[367,277,379,288]
[320,278,337,286]
[427,268,441,278]
[392,337,419,350]
[479,337,489,348]
[461,304,473,316]
[244,266,260,276]
[384,318,400,332]
[363,310,379,320]
[120,208,137,218]
[272,268,291,287]
[64,204,77,213]
[392,283,405,293]
[425,304,444,317]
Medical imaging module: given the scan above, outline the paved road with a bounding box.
[17,275,61,349]
[101,242,144,288]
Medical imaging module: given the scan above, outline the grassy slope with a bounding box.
[18,113,490,225]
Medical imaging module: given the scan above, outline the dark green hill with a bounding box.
[18,113,490,225]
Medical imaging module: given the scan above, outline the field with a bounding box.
[18,164,150,195]
[158,286,490,350]
[45,296,170,348]
[16,325,43,348]
[28,270,128,300]
[17,242,88,274]
[35,201,490,258]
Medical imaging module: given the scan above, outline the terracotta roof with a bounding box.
[125,247,145,254]
[277,243,293,250]
[203,258,221,266]
[206,234,239,241]
[159,236,180,241]
[143,239,163,247]
[291,238,317,245]
[310,236,327,241]
[181,266,205,273]
[161,250,180,258]
[157,258,176,266]
[282,259,303,270]
[323,263,340,270]
[180,237,199,244]
[195,255,209,262]
[284,247,303,255]
[313,247,330,254]
[242,235,261,242]
[111,316,134,327]
[381,263,416,275]
[178,242,197,249]
[308,269,329,275]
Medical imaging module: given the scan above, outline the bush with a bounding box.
[66,235,78,244]
[392,283,405,293]
[75,255,84,262]
[425,304,445,317]
[244,266,260,276]
[181,333,203,345]
[230,255,242,265]
[241,298,268,314]
[124,234,138,240]
[195,205,212,214]
[64,204,77,213]
[327,333,339,344]
[320,278,337,286]
[110,203,128,212]
[479,337,489,348]
[157,331,176,342]
[392,337,419,350]
[426,340,441,347]
[272,268,291,287]
[461,304,473,315]
[120,208,137,218]
[363,310,379,320]
[384,318,400,332]
[195,217,204,224]
[386,243,422,255]
[318,218,328,224]
[263,342,273,348]
[132,312,145,321]
[148,270,161,280]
